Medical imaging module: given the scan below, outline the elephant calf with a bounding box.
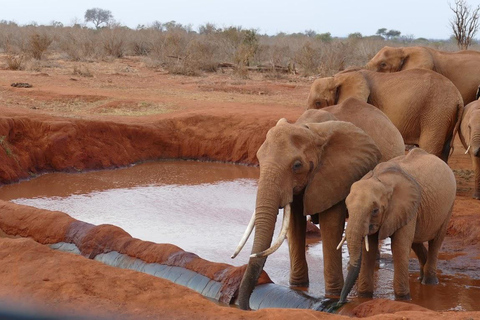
[340,148,456,301]
[460,99,480,199]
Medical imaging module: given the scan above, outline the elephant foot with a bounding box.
[394,293,411,301]
[421,275,439,285]
[289,280,309,288]
[289,274,309,287]
[473,193,480,200]
[325,289,342,299]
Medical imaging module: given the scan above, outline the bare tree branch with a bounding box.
[449,0,480,50]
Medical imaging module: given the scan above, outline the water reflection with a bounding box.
[0,160,479,312]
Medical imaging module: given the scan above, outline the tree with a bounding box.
[386,29,401,39]
[449,0,480,49]
[84,8,113,29]
[348,32,363,39]
[304,29,317,37]
[199,23,218,35]
[316,32,332,42]
[376,28,387,37]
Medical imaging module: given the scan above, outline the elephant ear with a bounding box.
[334,71,370,103]
[402,47,435,71]
[303,121,382,216]
[377,165,422,240]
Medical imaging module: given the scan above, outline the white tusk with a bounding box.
[231,210,256,259]
[365,235,369,252]
[250,203,291,258]
[465,145,471,154]
[337,235,346,250]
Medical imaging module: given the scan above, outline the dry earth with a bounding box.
[0,55,479,319]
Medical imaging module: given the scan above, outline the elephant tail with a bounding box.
[449,94,465,159]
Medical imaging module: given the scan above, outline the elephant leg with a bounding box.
[357,234,379,298]
[318,201,347,297]
[418,130,449,163]
[390,220,416,300]
[411,243,427,282]
[287,195,308,286]
[422,210,452,285]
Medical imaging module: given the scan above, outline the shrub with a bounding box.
[5,54,25,70]
[29,32,53,60]
[101,27,126,58]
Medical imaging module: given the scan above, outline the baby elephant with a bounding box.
[339,148,456,302]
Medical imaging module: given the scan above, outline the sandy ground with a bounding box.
[0,56,479,319]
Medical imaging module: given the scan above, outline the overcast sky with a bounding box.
[1,0,479,40]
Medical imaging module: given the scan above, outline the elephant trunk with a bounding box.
[339,221,366,303]
[470,132,480,157]
[466,132,480,199]
[238,174,284,310]
[339,252,362,304]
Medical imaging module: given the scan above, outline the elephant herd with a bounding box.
[232,46,480,310]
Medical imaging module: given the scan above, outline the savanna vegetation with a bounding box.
[0,3,479,79]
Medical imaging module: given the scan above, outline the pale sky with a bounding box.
[1,0,479,40]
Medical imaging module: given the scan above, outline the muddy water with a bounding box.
[1,160,479,312]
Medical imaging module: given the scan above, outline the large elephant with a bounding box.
[365,46,480,104]
[234,106,405,310]
[459,99,480,199]
[306,68,464,162]
[340,148,456,302]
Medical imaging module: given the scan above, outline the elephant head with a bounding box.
[365,46,435,72]
[460,101,480,199]
[307,71,370,110]
[461,102,480,157]
[339,164,421,303]
[235,119,382,310]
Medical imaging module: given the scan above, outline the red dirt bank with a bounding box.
[0,58,479,319]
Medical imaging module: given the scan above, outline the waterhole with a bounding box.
[0,160,479,312]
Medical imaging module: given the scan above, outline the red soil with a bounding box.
[0,56,479,319]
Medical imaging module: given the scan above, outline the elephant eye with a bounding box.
[292,160,303,172]
[315,101,322,108]
[372,208,379,216]
[380,62,387,69]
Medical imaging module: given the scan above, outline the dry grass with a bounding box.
[0,22,478,78]
[5,54,25,70]
[72,64,93,77]
[92,100,172,116]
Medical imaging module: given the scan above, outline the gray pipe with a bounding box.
[49,242,339,311]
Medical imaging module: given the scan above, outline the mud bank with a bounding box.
[0,107,287,184]
[0,200,271,304]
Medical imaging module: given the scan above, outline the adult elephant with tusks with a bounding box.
[340,148,456,302]
[232,105,405,310]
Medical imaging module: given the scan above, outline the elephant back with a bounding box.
[308,98,405,162]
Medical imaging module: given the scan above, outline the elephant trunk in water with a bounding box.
[237,172,289,310]
[338,222,368,303]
